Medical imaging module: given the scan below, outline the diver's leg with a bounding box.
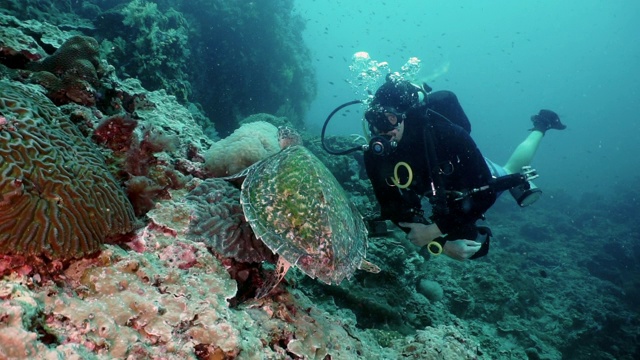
[503,130,544,174]
[504,110,566,173]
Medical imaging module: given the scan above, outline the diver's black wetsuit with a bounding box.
[364,91,497,240]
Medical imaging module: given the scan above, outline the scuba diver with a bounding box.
[329,73,566,260]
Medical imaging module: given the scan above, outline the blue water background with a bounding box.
[294,0,640,198]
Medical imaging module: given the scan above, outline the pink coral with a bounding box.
[92,114,183,217]
[92,114,138,152]
[158,241,198,270]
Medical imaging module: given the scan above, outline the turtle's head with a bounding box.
[277,126,302,149]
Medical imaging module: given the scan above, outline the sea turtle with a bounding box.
[225,127,379,298]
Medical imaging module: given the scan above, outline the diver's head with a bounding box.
[364,73,425,140]
[365,108,405,143]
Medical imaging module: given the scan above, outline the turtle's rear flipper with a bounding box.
[255,257,291,299]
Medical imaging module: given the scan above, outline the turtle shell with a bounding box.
[241,145,368,285]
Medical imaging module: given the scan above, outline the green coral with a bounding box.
[117,0,191,101]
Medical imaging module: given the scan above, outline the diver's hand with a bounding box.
[442,240,482,261]
[398,222,443,248]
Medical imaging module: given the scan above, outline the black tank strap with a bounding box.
[422,119,449,217]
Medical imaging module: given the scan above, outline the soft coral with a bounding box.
[124,176,168,217]
[125,127,185,215]
[92,113,138,152]
[92,115,184,216]
[124,127,176,176]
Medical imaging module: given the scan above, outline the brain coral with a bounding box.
[0,80,137,260]
[185,178,274,264]
[204,120,280,177]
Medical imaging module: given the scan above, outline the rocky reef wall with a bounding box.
[1,0,316,136]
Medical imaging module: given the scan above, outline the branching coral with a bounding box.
[0,80,137,260]
[104,0,192,101]
[125,176,169,217]
[122,127,183,216]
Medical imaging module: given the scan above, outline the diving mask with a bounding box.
[364,105,404,133]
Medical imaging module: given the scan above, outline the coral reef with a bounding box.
[92,113,138,152]
[0,80,136,261]
[176,0,316,133]
[239,112,293,129]
[0,194,484,359]
[89,0,316,134]
[3,0,318,135]
[0,0,94,30]
[0,226,241,359]
[391,323,482,359]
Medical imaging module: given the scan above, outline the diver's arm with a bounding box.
[363,154,407,222]
[399,221,443,247]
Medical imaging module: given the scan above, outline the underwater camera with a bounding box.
[504,166,542,207]
[509,181,542,207]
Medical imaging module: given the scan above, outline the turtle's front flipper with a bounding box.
[255,257,291,299]
[360,259,381,274]
[220,165,253,182]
